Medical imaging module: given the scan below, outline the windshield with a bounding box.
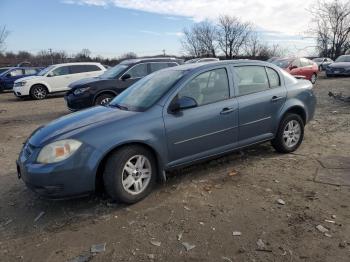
[100,64,128,79]
[335,55,350,62]
[109,69,185,111]
[312,58,323,62]
[271,59,292,68]
[37,65,55,76]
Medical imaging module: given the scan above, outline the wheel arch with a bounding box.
[93,90,119,104]
[280,105,307,125]
[94,141,165,193]
[30,82,50,94]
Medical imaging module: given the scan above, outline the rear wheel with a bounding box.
[95,93,115,106]
[30,85,47,100]
[272,113,304,153]
[310,73,317,84]
[103,146,157,204]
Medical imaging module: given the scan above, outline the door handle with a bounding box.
[220,107,236,114]
[271,96,283,102]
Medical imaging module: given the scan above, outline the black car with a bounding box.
[65,58,181,110]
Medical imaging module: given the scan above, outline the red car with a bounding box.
[271,57,319,84]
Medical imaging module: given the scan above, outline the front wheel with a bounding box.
[272,113,304,153]
[103,146,157,204]
[95,93,115,106]
[30,85,48,100]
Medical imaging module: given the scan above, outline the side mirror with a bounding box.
[47,73,53,77]
[121,74,131,81]
[169,96,198,113]
[289,65,298,70]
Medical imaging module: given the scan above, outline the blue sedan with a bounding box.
[0,67,42,92]
[17,60,316,203]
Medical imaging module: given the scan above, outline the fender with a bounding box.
[277,98,307,130]
[30,80,52,92]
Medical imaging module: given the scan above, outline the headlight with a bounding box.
[14,81,26,87]
[73,87,90,95]
[37,139,82,164]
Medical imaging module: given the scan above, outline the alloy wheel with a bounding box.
[33,86,46,99]
[283,120,301,148]
[100,97,112,105]
[122,155,152,195]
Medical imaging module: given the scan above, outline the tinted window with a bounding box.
[234,66,269,96]
[25,68,37,75]
[266,67,280,88]
[178,68,229,106]
[125,63,148,78]
[149,62,171,73]
[84,65,101,72]
[9,69,24,77]
[51,66,70,76]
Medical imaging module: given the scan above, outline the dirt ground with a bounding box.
[0,74,349,262]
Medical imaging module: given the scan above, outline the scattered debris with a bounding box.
[68,253,92,262]
[199,221,204,225]
[338,241,347,248]
[324,219,335,224]
[274,179,280,183]
[150,240,161,247]
[325,233,332,238]
[184,206,191,211]
[277,199,286,205]
[228,170,238,177]
[328,91,350,102]
[331,215,336,219]
[177,232,183,241]
[147,254,155,259]
[34,211,45,223]
[90,243,106,253]
[232,231,242,236]
[316,225,329,233]
[222,256,233,262]
[182,242,196,251]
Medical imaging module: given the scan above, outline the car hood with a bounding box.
[15,75,42,82]
[69,77,101,88]
[328,62,350,68]
[28,106,137,146]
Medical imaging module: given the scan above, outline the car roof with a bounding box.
[172,59,274,71]
[50,62,103,67]
[120,57,178,65]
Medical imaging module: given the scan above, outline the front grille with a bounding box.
[23,143,34,159]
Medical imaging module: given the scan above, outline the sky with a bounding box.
[0,0,318,58]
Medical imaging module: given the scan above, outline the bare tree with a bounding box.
[217,15,252,59]
[181,21,218,57]
[244,32,263,57]
[309,0,350,58]
[0,25,10,53]
[118,52,137,60]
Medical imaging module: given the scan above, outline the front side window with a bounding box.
[25,68,37,75]
[10,69,24,77]
[125,63,148,78]
[178,68,229,106]
[150,62,171,73]
[291,59,301,68]
[234,66,269,96]
[50,66,70,76]
[266,67,280,88]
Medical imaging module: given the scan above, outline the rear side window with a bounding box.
[126,63,148,78]
[69,65,101,74]
[178,68,229,106]
[9,69,24,77]
[25,68,37,75]
[149,62,171,73]
[266,67,280,88]
[234,66,269,96]
[51,66,70,76]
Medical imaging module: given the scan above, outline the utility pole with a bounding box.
[49,48,54,64]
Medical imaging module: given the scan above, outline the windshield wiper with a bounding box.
[109,103,129,111]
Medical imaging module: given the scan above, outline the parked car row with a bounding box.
[0,66,43,92]
[17,59,316,204]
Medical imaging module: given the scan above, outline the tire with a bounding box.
[271,113,304,153]
[94,93,115,106]
[30,85,48,100]
[103,145,157,204]
[310,73,317,84]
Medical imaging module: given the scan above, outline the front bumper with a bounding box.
[17,142,101,199]
[13,85,30,97]
[65,92,94,111]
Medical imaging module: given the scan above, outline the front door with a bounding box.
[233,65,287,146]
[46,65,73,92]
[163,67,238,166]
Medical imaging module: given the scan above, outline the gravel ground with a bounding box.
[0,74,349,262]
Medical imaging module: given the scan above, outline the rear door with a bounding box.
[46,66,72,92]
[233,65,287,146]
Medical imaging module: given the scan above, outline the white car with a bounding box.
[13,62,106,100]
